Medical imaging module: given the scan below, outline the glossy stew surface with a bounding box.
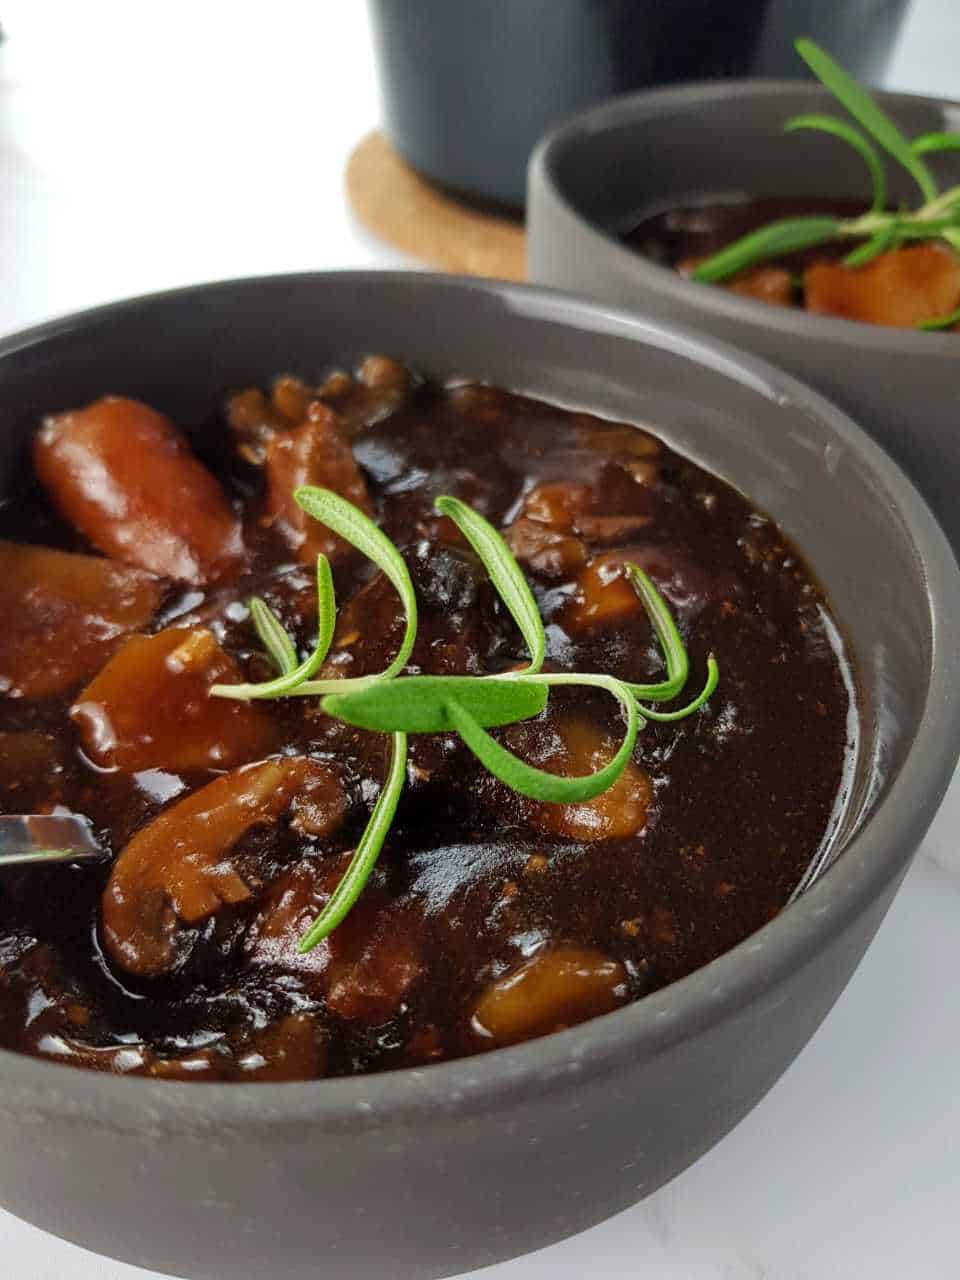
[0,356,852,1080]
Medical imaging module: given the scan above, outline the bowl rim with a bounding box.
[529,77,960,357]
[0,269,957,1124]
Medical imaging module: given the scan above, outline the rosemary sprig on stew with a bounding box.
[213,485,719,951]
[691,38,960,329]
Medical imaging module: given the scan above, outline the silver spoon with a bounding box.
[0,815,104,866]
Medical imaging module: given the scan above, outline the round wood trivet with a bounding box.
[345,131,526,281]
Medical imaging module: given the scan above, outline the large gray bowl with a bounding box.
[0,273,958,1280]
[527,81,960,553]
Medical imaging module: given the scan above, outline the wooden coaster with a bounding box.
[345,131,526,282]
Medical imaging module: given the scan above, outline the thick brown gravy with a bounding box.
[0,360,854,1080]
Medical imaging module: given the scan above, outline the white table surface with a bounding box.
[1,3,958,1277]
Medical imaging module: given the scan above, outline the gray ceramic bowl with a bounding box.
[0,272,958,1280]
[527,81,960,553]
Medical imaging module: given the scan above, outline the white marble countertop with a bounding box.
[0,2,958,1277]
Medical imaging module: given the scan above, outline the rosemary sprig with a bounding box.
[324,675,548,732]
[248,596,299,675]
[793,37,936,201]
[918,304,960,331]
[212,489,414,701]
[912,133,960,157]
[446,673,640,804]
[297,730,408,953]
[784,113,886,213]
[434,494,546,674]
[691,216,842,285]
[690,38,960,330]
[213,487,718,949]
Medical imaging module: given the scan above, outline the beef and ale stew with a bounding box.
[0,354,854,1081]
[627,195,960,330]
[625,41,960,333]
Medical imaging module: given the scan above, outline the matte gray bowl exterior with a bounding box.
[528,81,960,554]
[0,273,957,1280]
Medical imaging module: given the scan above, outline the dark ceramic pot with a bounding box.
[367,0,909,209]
[527,81,960,555]
[0,273,957,1280]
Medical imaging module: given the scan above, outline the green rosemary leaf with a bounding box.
[296,487,417,682]
[640,656,720,721]
[311,553,338,669]
[619,564,689,701]
[248,597,298,675]
[843,226,897,268]
[794,38,937,203]
[690,217,841,284]
[785,113,886,213]
[911,132,960,156]
[448,674,639,803]
[211,553,338,700]
[322,675,548,733]
[298,731,408,953]
[916,185,960,220]
[434,495,546,673]
[217,487,718,942]
[917,304,960,331]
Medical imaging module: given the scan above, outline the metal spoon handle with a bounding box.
[0,815,104,866]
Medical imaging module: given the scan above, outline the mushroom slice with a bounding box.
[102,757,347,979]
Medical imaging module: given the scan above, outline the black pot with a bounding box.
[367,0,909,210]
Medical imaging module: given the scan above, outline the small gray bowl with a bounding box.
[527,80,960,553]
[0,272,958,1280]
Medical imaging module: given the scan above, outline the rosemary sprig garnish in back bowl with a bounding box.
[213,485,718,951]
[690,38,960,330]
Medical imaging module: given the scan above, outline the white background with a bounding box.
[0,3,958,1277]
